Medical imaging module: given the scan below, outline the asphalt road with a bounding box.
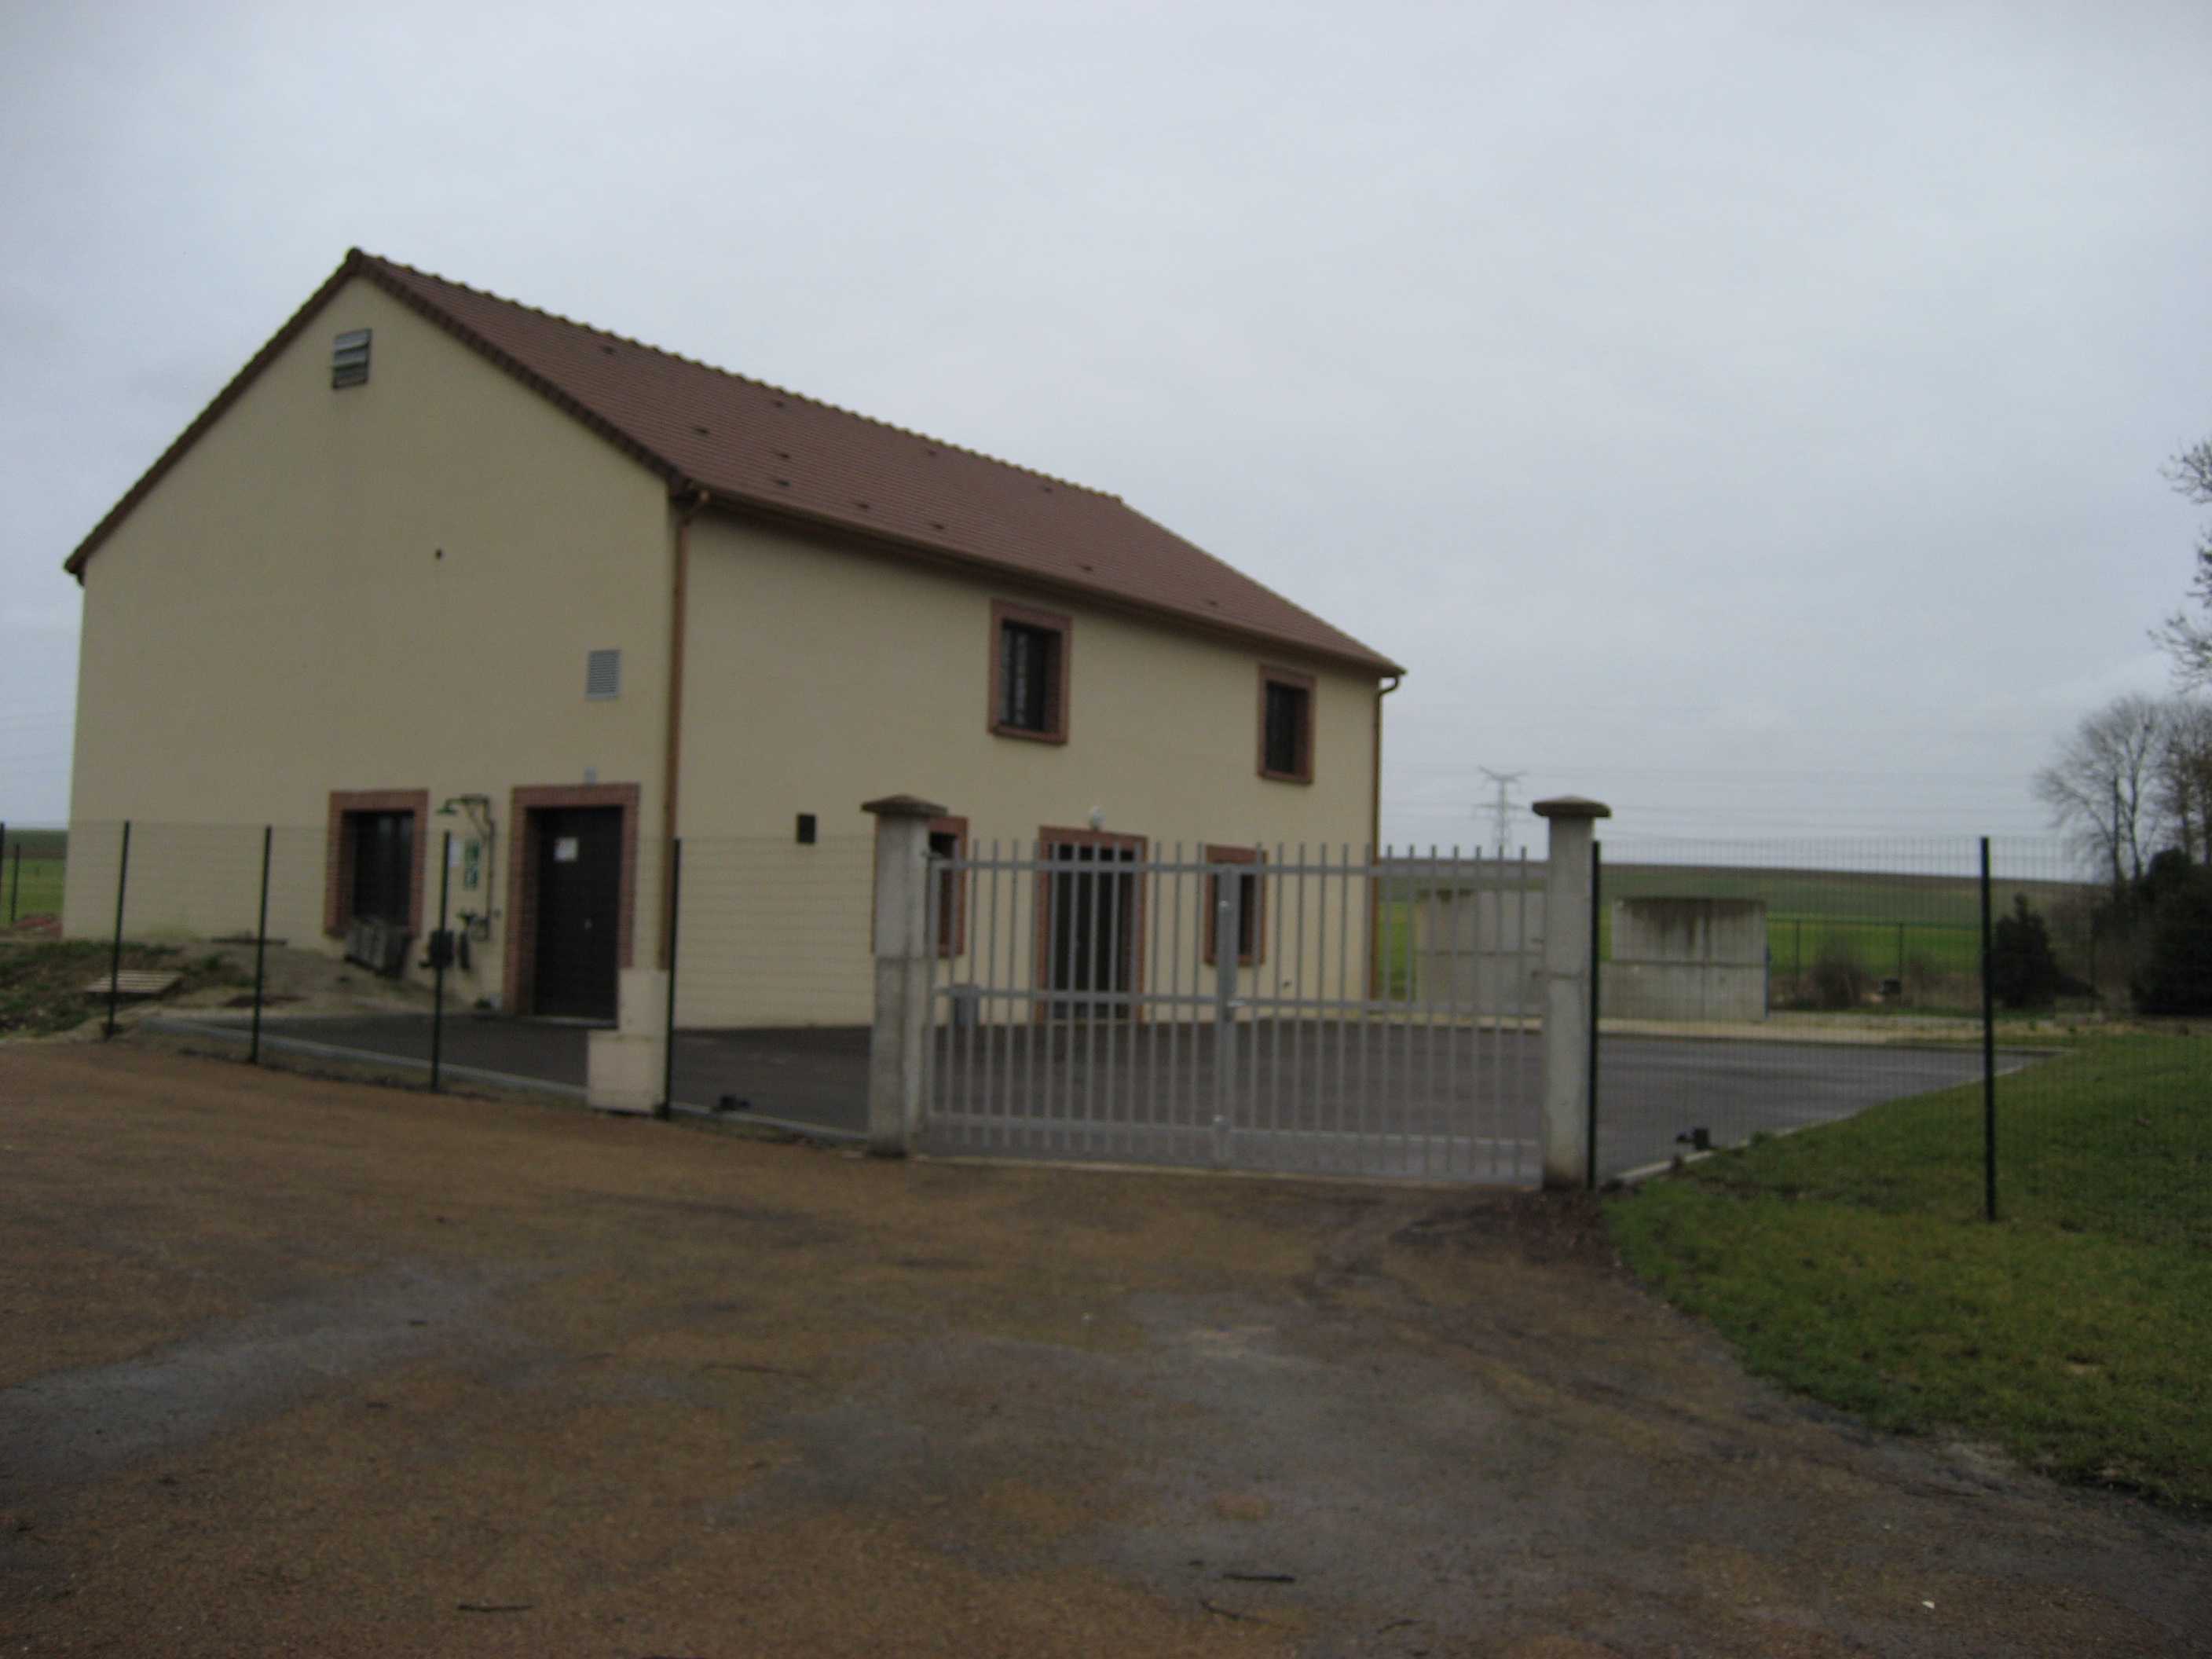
[162,1012,2039,1184]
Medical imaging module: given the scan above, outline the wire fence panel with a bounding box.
[0,823,68,932]
[1590,834,2207,1250]
[15,814,2202,1240]
[1985,838,2211,1249]
[661,834,873,1134]
[1589,836,2006,1181]
[13,819,474,1091]
[920,844,1544,1184]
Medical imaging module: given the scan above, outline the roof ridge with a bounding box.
[357,251,1121,503]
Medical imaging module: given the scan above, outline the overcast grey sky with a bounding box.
[4,1,2207,850]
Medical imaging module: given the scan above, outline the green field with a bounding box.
[1608,1035,2212,1507]
[2,829,66,924]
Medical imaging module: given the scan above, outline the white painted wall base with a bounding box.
[587,1030,663,1114]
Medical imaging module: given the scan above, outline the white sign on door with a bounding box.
[554,837,580,863]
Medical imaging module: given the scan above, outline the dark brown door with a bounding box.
[533,807,621,1020]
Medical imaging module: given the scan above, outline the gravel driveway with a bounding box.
[2,1042,2203,1656]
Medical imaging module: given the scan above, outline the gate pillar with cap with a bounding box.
[1534,796,1610,1188]
[864,793,947,1155]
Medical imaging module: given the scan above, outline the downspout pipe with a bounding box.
[1369,672,1401,998]
[661,487,709,969]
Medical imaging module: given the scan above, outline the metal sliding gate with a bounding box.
[920,844,1544,1183]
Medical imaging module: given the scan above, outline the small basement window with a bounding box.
[1258,666,1315,784]
[331,328,372,389]
[586,648,621,700]
[990,600,1071,743]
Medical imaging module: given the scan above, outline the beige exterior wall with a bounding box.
[62,284,1388,1030]
[64,276,674,1007]
[672,511,1382,1025]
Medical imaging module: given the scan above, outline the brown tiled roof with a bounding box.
[67,250,1402,676]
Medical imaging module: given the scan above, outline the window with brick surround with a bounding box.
[1204,845,1265,966]
[323,789,428,939]
[1258,665,1314,783]
[347,812,415,925]
[990,600,1071,743]
[928,817,968,958]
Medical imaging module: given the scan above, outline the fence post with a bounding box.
[864,794,947,1156]
[10,840,20,925]
[1586,837,1602,1191]
[104,821,133,1039]
[1534,797,1610,1189]
[0,822,7,926]
[1213,861,1240,1168]
[250,826,272,1065]
[660,837,681,1119]
[430,830,451,1093]
[1980,835,1996,1222]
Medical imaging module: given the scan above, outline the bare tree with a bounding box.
[2156,698,2212,864]
[2034,694,2170,891]
[2151,437,2212,688]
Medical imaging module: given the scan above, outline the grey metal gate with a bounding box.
[919,844,1544,1182]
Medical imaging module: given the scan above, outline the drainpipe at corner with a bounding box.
[1368,672,1401,998]
[661,487,709,969]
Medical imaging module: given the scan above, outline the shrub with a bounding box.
[1807,938,1870,1009]
[2132,862,2212,1015]
[1989,895,2064,1009]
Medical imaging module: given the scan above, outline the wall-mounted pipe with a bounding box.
[661,488,709,968]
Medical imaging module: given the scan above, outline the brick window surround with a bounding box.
[1203,844,1267,967]
[1258,664,1316,785]
[989,599,1071,745]
[928,815,969,958]
[1032,826,1148,1020]
[324,789,430,938]
[870,812,970,957]
[501,782,641,1016]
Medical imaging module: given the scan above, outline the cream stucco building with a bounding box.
[61,250,1402,1027]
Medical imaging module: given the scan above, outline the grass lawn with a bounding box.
[1608,1035,2212,1508]
[3,829,67,923]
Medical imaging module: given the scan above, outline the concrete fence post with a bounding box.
[1534,796,1611,1189]
[864,793,948,1157]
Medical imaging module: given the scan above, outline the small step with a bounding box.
[83,970,182,998]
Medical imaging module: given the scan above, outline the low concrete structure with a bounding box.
[586,967,669,1113]
[1408,888,1545,1015]
[1601,897,1766,1023]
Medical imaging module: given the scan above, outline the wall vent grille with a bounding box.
[331,329,372,388]
[585,648,621,700]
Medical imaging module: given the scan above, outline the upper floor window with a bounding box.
[1258,665,1315,783]
[990,599,1071,743]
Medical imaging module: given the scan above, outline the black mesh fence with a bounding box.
[1591,834,2207,1247]
[9,818,2207,1240]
